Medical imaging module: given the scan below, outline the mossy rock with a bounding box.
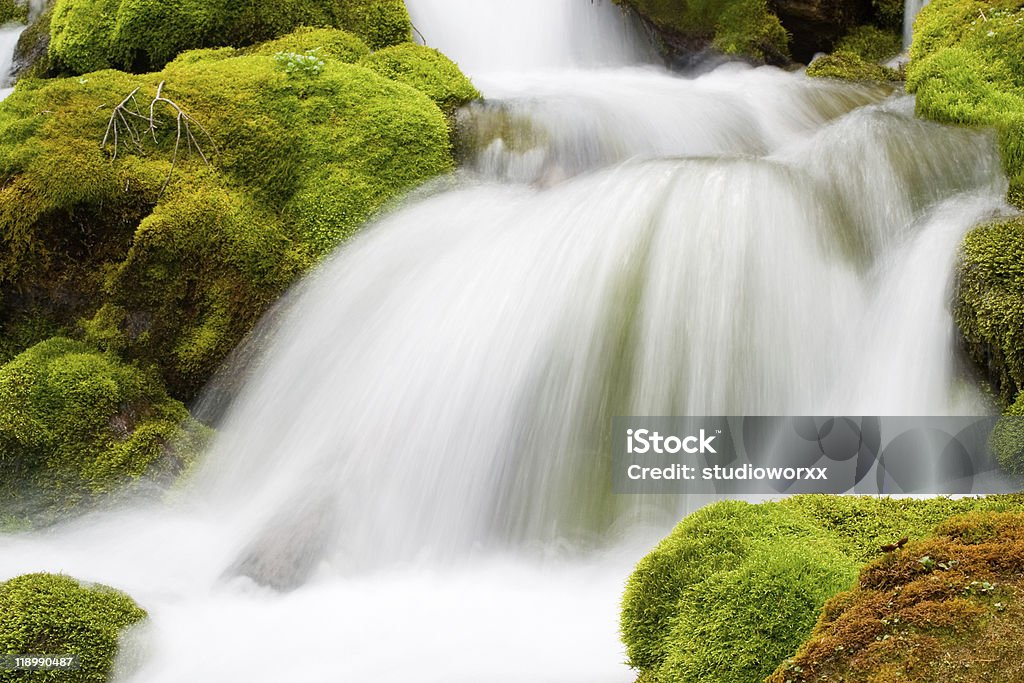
[768,511,1024,682]
[613,0,791,64]
[47,0,412,74]
[955,217,1024,406]
[907,0,1024,207]
[0,35,465,398]
[621,495,1024,683]
[806,50,900,82]
[834,24,901,61]
[0,573,145,683]
[243,25,370,62]
[358,43,480,116]
[0,0,28,23]
[0,337,207,521]
[12,3,55,79]
[871,0,904,30]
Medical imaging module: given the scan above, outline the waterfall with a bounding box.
[0,1,1012,681]
[904,0,930,48]
[0,23,24,99]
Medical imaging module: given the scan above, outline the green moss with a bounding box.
[907,0,1024,207]
[768,512,1024,683]
[0,338,207,520]
[613,0,790,63]
[0,573,145,683]
[835,25,902,61]
[655,529,858,683]
[0,0,27,24]
[358,43,480,116]
[622,495,1024,683]
[333,0,411,50]
[621,501,856,678]
[872,0,904,30]
[48,0,412,74]
[244,26,370,62]
[806,50,901,82]
[955,217,1024,405]
[0,40,458,398]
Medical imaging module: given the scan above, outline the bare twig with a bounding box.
[100,81,217,196]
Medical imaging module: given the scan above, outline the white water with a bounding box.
[904,0,929,48]
[0,22,24,100]
[0,1,1015,681]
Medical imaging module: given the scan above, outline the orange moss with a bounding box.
[768,512,1024,683]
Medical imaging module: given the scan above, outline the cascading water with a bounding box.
[904,0,930,47]
[0,1,1014,681]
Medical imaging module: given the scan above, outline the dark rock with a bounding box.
[769,0,875,62]
[12,3,53,79]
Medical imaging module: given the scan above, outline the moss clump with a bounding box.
[995,395,1024,477]
[872,0,904,31]
[613,0,790,64]
[0,338,206,520]
[358,43,480,116]
[0,37,461,398]
[768,512,1024,683]
[0,573,145,683]
[622,495,1024,683]
[621,501,858,682]
[835,25,902,61]
[955,217,1024,405]
[907,0,1024,207]
[333,0,411,50]
[243,26,370,62]
[807,50,900,82]
[48,0,412,74]
[0,0,27,24]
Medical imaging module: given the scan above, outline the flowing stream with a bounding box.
[0,1,1015,681]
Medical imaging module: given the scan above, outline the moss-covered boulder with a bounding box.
[48,0,412,75]
[622,501,859,683]
[0,338,206,521]
[243,25,370,62]
[955,217,1024,406]
[621,495,1024,683]
[806,49,900,81]
[613,0,792,64]
[358,43,480,116]
[907,0,1024,208]
[0,0,28,24]
[0,32,470,398]
[833,24,901,60]
[769,511,1024,682]
[0,573,145,683]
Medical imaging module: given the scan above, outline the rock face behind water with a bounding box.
[769,0,873,61]
[12,4,51,78]
[616,0,874,64]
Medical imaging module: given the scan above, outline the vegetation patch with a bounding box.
[0,337,207,522]
[0,31,470,399]
[834,24,902,61]
[768,511,1024,682]
[955,217,1024,408]
[806,50,900,82]
[0,0,28,24]
[0,573,146,683]
[612,0,791,64]
[621,495,1024,683]
[47,0,412,74]
[358,43,480,116]
[907,0,1024,208]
